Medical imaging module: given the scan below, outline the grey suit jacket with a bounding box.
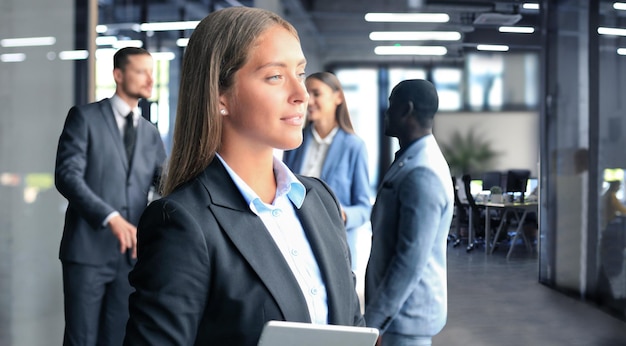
[55,98,166,265]
[365,135,453,337]
[124,158,365,346]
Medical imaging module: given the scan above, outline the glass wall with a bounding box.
[597,0,626,318]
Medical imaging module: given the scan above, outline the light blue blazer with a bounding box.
[364,134,454,338]
[283,126,371,231]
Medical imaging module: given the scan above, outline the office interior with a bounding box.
[1,0,626,344]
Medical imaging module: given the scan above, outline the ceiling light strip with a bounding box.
[365,13,449,23]
[1,53,26,62]
[498,26,535,34]
[1,37,56,47]
[522,3,540,10]
[477,44,509,52]
[614,2,626,10]
[369,31,461,41]
[599,27,626,36]
[140,21,200,32]
[59,50,89,60]
[112,40,143,48]
[374,46,447,56]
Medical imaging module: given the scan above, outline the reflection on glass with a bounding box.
[467,53,503,111]
[432,68,462,111]
[335,68,379,194]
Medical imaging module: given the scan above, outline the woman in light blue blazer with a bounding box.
[283,72,371,272]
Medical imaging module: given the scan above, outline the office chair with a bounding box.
[461,174,501,252]
[449,176,464,248]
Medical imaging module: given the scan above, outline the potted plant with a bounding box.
[441,128,500,177]
[489,186,503,203]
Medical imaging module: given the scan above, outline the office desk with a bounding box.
[478,201,538,259]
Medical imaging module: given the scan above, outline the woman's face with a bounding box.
[220,25,308,151]
[305,78,341,123]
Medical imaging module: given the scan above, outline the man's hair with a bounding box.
[113,47,151,70]
[392,79,439,128]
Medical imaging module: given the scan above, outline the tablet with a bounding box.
[257,320,379,346]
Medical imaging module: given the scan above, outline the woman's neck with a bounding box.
[218,147,276,204]
[313,118,338,138]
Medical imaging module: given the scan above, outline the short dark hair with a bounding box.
[113,47,150,70]
[391,79,439,128]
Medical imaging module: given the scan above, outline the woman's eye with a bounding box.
[268,75,281,81]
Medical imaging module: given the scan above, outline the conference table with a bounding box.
[477,200,539,259]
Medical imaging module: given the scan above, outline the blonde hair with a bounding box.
[162,7,299,195]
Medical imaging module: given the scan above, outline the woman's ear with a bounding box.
[218,94,229,115]
[333,90,343,107]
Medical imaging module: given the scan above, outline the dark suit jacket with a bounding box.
[55,98,166,266]
[124,158,365,346]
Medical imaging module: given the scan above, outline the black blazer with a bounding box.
[124,158,365,346]
[55,98,166,265]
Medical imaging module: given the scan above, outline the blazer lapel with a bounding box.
[296,182,353,324]
[199,160,311,322]
[100,99,129,171]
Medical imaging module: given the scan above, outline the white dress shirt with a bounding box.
[102,95,142,226]
[216,154,329,324]
[300,126,339,178]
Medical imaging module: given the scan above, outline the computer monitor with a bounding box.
[526,178,538,196]
[505,169,531,202]
[482,171,502,191]
[470,179,483,196]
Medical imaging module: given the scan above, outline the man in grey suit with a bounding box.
[364,79,454,346]
[55,47,166,346]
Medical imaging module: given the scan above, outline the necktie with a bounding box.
[124,111,136,163]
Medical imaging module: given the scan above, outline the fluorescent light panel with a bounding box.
[477,44,509,51]
[96,36,118,46]
[0,53,26,62]
[150,52,176,61]
[176,38,189,47]
[617,48,626,55]
[598,27,626,36]
[140,21,200,31]
[1,36,56,47]
[112,40,143,48]
[365,13,449,23]
[369,31,461,41]
[614,2,626,10]
[59,50,89,60]
[374,45,447,56]
[522,3,540,10]
[499,26,535,34]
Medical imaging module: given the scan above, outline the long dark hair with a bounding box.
[306,72,354,134]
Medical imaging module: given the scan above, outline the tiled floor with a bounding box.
[433,242,626,346]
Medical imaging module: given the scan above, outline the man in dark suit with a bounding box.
[55,47,166,346]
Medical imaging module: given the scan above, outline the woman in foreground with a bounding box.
[123,6,364,346]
